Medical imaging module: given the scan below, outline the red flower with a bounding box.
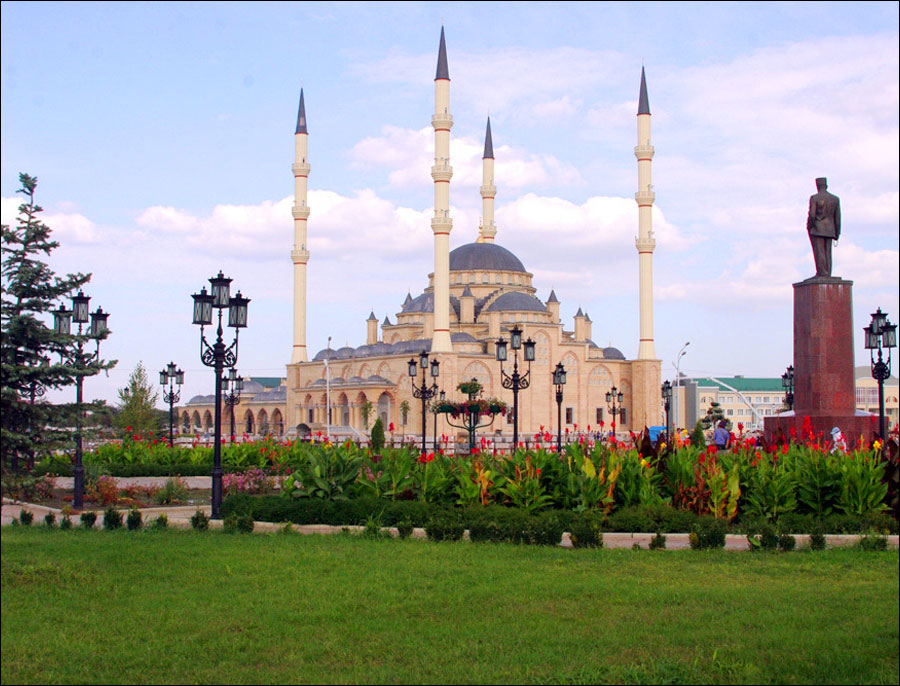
[389,422,395,432]
[536,468,542,477]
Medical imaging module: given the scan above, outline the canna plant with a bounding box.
[837,453,888,517]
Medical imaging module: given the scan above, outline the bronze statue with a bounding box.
[807,177,841,277]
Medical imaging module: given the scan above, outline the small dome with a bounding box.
[485,291,547,313]
[603,347,626,360]
[313,348,335,361]
[449,242,526,273]
[366,374,392,385]
[333,346,355,359]
[451,332,477,342]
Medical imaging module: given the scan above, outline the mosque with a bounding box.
[184,28,662,444]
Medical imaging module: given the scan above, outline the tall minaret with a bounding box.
[478,117,497,243]
[291,89,311,363]
[634,68,656,360]
[430,27,453,353]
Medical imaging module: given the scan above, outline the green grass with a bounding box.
[2,528,897,685]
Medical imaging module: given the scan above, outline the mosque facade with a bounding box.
[283,29,663,445]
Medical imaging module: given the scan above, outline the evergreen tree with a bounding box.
[701,401,727,430]
[1,173,115,469]
[114,362,160,437]
[370,417,385,452]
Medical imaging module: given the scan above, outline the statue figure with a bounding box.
[807,177,841,277]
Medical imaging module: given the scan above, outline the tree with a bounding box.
[114,362,160,437]
[360,401,374,431]
[370,417,385,452]
[400,400,410,426]
[1,173,114,470]
[701,402,727,430]
[690,421,707,449]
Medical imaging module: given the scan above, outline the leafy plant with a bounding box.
[18,510,34,526]
[396,519,414,539]
[126,508,142,531]
[855,533,887,551]
[43,512,56,527]
[103,506,123,530]
[649,532,666,550]
[80,511,97,529]
[190,509,209,531]
[59,514,72,530]
[370,418,385,453]
[778,534,796,552]
[153,514,168,530]
[838,456,888,517]
[425,513,464,541]
[569,513,604,548]
[689,517,726,549]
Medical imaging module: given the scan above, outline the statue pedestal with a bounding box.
[765,278,877,447]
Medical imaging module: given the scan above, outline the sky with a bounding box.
[2,1,898,409]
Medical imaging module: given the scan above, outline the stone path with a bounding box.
[3,498,897,550]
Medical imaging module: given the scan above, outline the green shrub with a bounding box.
[59,514,73,530]
[190,509,209,531]
[396,519,414,539]
[778,534,796,552]
[126,508,143,531]
[649,532,667,550]
[18,510,33,526]
[103,507,123,530]
[690,421,707,449]
[690,517,726,549]
[371,418,385,453]
[153,514,168,530]
[223,513,239,533]
[237,514,254,533]
[569,513,604,548]
[746,521,779,551]
[80,511,97,529]
[155,477,189,505]
[425,513,464,542]
[809,521,827,550]
[43,512,56,527]
[855,533,888,551]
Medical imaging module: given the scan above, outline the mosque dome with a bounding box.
[602,346,626,360]
[485,291,547,313]
[449,242,526,273]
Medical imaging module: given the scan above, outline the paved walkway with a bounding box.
[2,498,897,550]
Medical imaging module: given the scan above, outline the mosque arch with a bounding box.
[338,393,350,425]
[271,409,284,435]
[561,353,578,375]
[377,392,392,425]
[182,412,191,432]
[589,365,612,387]
[377,362,391,378]
[192,411,202,430]
[462,361,492,393]
[202,411,213,431]
[358,364,371,379]
[244,409,255,434]
[258,409,269,435]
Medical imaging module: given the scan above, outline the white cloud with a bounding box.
[2,196,101,244]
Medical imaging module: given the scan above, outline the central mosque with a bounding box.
[283,28,662,444]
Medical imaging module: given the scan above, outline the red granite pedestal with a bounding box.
[765,278,879,447]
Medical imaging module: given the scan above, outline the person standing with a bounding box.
[714,420,731,451]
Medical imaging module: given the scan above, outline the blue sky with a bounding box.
[2,1,898,407]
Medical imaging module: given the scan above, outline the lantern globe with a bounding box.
[864,325,879,350]
[159,370,169,386]
[209,271,232,308]
[192,288,214,325]
[236,376,244,391]
[495,338,508,362]
[228,291,250,328]
[89,307,109,337]
[72,291,90,324]
[870,307,887,335]
[430,358,440,378]
[175,370,185,385]
[523,338,536,362]
[510,326,522,350]
[408,359,418,377]
[883,322,897,349]
[53,305,73,335]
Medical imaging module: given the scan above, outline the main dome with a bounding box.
[449,243,526,273]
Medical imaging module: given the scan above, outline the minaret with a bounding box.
[430,27,453,353]
[634,67,656,360]
[478,117,497,243]
[291,89,311,363]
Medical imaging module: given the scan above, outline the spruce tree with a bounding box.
[1,173,115,469]
[114,362,161,437]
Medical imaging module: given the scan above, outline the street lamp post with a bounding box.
[432,389,445,451]
[673,341,689,430]
[606,385,625,439]
[53,291,110,510]
[553,362,567,453]
[781,365,795,411]
[222,368,244,443]
[409,351,439,456]
[864,308,897,441]
[159,362,184,448]
[192,271,249,518]
[496,325,536,450]
[661,380,672,438]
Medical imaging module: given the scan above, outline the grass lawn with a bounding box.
[1,527,897,685]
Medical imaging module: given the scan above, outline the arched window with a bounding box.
[377,392,392,426]
[589,365,612,387]
[533,331,550,366]
[463,361,492,393]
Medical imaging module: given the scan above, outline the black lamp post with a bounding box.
[606,385,625,438]
[192,271,249,518]
[409,351,439,455]
[222,368,244,443]
[432,389,445,451]
[53,291,109,510]
[496,325,535,450]
[864,307,897,442]
[781,365,795,411]
[662,380,672,438]
[553,362,567,453]
[159,362,184,449]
